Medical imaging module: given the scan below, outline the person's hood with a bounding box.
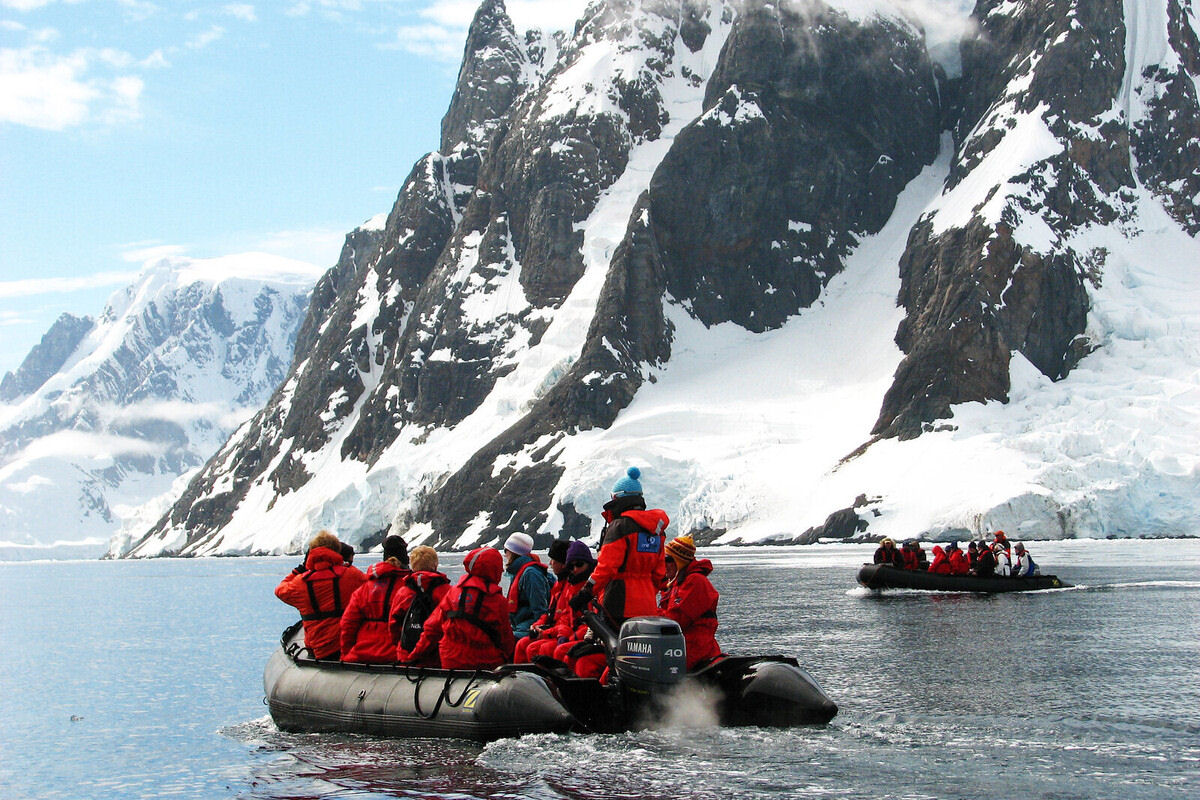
[684,558,714,577]
[462,547,503,584]
[304,546,343,571]
[408,570,450,590]
[366,561,407,581]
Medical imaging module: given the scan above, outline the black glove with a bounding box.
[568,584,594,612]
[567,639,605,659]
[291,560,306,575]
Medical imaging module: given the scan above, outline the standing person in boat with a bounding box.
[873,538,903,567]
[570,466,668,628]
[514,539,570,662]
[971,540,997,577]
[275,531,367,660]
[398,547,515,670]
[991,530,1011,555]
[340,535,410,663]
[503,532,553,642]
[389,545,451,665]
[1012,542,1040,577]
[659,535,722,671]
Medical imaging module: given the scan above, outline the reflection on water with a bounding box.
[2,543,1199,799]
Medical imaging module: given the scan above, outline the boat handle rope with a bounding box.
[410,670,483,720]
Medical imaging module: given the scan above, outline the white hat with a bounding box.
[504,532,534,557]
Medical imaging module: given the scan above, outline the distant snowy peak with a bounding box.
[0,253,320,552]
[0,313,94,401]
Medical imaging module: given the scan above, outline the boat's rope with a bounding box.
[410,670,483,720]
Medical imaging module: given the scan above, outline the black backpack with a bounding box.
[398,582,439,651]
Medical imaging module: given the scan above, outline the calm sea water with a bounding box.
[1,539,1197,800]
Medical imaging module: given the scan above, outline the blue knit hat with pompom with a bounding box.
[611,466,643,497]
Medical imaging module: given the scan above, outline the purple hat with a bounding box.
[565,539,595,565]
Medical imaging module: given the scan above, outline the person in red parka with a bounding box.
[572,467,667,627]
[275,530,367,659]
[659,535,721,671]
[945,542,970,575]
[523,540,596,662]
[928,545,950,574]
[389,545,451,665]
[339,535,410,663]
[398,547,515,670]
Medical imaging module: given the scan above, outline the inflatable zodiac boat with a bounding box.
[265,615,837,741]
[856,563,1070,593]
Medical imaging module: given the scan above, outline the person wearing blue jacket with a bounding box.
[503,532,553,641]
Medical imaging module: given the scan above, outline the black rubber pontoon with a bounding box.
[856,563,1070,593]
[264,616,837,741]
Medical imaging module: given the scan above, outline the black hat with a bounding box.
[547,539,570,563]
[383,535,408,564]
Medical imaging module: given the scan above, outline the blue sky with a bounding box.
[0,0,587,375]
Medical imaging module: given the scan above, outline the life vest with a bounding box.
[507,557,550,613]
[447,584,507,653]
[275,546,366,659]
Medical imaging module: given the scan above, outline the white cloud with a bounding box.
[223,3,256,22]
[254,226,346,266]
[391,22,464,61]
[16,429,165,462]
[0,45,144,129]
[1,0,56,10]
[186,24,225,50]
[120,243,187,263]
[0,270,141,298]
[0,309,35,327]
[100,398,249,429]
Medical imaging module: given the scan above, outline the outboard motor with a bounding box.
[580,607,687,722]
[612,617,686,718]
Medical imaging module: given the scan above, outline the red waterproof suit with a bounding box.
[591,495,668,623]
[340,561,409,663]
[659,559,721,670]
[400,548,515,670]
[519,570,593,661]
[275,546,366,659]
[388,570,451,665]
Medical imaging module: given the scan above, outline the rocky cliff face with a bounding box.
[0,254,319,550]
[123,0,1200,556]
[0,313,94,401]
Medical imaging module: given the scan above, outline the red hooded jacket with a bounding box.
[388,570,452,663]
[400,548,515,670]
[275,546,366,659]
[591,496,668,622]
[339,561,409,663]
[659,558,721,670]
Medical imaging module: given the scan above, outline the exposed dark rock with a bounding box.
[0,313,93,401]
[874,0,1132,439]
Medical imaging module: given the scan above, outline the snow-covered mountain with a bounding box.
[122,0,1200,558]
[0,253,323,559]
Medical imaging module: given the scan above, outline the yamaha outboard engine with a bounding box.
[613,617,686,717]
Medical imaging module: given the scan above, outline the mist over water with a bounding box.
[2,539,1198,799]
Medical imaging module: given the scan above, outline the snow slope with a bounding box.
[0,253,321,557]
